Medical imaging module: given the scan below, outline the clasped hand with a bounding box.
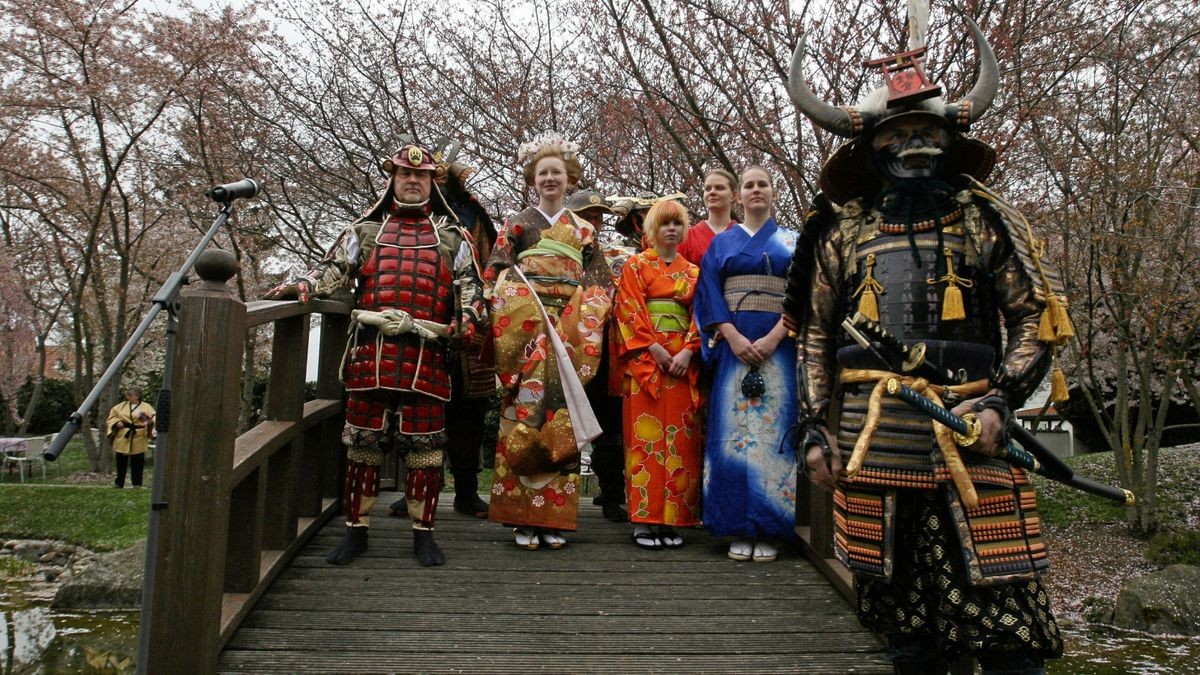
[648,344,692,378]
[950,396,1005,457]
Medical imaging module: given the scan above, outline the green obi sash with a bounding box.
[646,299,689,333]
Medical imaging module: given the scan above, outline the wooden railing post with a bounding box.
[143,250,245,674]
[261,315,308,549]
[312,313,349,509]
[794,399,854,603]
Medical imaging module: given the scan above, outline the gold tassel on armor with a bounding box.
[853,253,885,321]
[928,247,972,321]
[1051,294,1075,340]
[1038,305,1056,342]
[1050,351,1070,403]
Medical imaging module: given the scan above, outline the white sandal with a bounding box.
[728,538,753,561]
[752,540,778,563]
[541,530,567,549]
[658,526,684,549]
[513,528,540,550]
[632,525,662,550]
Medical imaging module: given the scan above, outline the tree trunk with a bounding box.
[17,339,49,436]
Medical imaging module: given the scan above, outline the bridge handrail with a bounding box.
[140,257,351,674]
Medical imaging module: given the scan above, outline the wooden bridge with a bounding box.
[140,251,889,673]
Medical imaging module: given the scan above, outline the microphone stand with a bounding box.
[40,194,247,675]
[43,200,234,460]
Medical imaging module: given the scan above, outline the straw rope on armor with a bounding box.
[838,368,990,508]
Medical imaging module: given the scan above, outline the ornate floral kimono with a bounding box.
[694,219,799,539]
[614,249,703,527]
[485,207,613,530]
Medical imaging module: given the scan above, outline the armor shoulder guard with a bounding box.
[784,193,840,326]
[351,220,382,264]
[963,177,1068,304]
[433,215,468,251]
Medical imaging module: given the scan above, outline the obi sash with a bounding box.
[723,274,786,314]
[646,299,689,333]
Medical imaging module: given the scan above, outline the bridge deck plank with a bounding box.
[218,492,889,673]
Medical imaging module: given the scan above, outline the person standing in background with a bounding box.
[106,388,155,489]
[678,168,738,265]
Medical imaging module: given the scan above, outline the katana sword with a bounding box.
[849,312,964,385]
[885,378,1135,505]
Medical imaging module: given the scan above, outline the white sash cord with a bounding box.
[510,267,603,450]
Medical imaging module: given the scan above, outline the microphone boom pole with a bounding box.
[43,179,258,460]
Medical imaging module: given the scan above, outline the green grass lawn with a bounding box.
[1032,446,1199,530]
[0,484,150,551]
[1033,445,1200,566]
[1,436,153,550]
[3,436,143,486]
[1,433,496,552]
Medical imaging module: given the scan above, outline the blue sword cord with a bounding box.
[885,378,1041,473]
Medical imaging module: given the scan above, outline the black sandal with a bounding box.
[657,526,684,549]
[632,528,662,550]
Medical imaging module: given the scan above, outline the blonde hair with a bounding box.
[521,149,583,187]
[704,168,737,191]
[643,199,690,248]
[739,164,773,186]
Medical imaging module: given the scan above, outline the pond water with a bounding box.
[1,592,138,674]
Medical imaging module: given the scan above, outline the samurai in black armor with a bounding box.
[783,9,1075,674]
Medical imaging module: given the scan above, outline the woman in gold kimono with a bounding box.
[105,388,155,488]
[613,199,703,550]
[484,133,613,550]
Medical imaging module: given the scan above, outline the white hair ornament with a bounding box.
[517,131,581,166]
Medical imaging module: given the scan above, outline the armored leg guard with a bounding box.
[342,458,381,527]
[327,458,380,566]
[406,465,444,530]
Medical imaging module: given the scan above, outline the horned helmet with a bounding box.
[788,16,1000,203]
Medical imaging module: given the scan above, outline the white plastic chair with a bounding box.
[2,438,47,482]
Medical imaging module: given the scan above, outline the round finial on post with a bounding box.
[195,249,238,285]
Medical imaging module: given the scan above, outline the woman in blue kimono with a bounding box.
[694,165,799,563]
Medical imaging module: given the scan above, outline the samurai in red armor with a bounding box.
[266,144,487,567]
[784,7,1074,674]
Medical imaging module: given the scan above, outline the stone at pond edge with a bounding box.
[1112,564,1200,635]
[52,540,145,609]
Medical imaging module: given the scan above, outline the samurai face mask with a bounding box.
[871,117,951,181]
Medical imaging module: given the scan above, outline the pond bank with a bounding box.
[1043,523,1200,672]
[2,538,140,672]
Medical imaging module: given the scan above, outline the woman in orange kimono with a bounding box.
[614,199,703,550]
[484,133,614,550]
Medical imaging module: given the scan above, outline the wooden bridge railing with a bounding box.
[138,252,350,673]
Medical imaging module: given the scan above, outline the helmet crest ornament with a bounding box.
[787,16,999,138]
